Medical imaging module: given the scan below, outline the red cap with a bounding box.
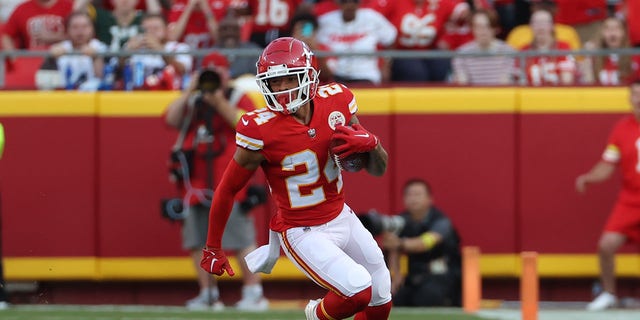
[202,52,230,69]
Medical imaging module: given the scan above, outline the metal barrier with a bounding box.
[2,47,640,88]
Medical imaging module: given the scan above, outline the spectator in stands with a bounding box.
[49,11,107,90]
[616,0,640,48]
[554,0,607,44]
[385,0,470,82]
[288,11,333,84]
[125,13,192,89]
[316,0,396,85]
[580,17,640,85]
[74,0,161,52]
[575,80,640,311]
[164,52,268,311]
[167,0,227,49]
[212,13,262,79]
[234,0,305,47]
[440,0,490,52]
[1,0,73,52]
[452,9,515,85]
[506,0,581,51]
[517,8,576,86]
[382,178,462,307]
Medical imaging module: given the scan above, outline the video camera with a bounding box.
[160,184,269,222]
[357,210,406,236]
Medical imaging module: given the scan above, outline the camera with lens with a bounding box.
[190,69,222,113]
[197,69,221,93]
[357,210,406,236]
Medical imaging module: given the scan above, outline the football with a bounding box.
[329,138,370,172]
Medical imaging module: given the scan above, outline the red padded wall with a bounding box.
[0,117,97,256]
[96,118,182,257]
[518,114,623,253]
[393,114,518,253]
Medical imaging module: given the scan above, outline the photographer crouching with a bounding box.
[366,178,462,307]
[163,52,268,311]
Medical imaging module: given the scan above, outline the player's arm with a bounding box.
[575,160,616,194]
[200,147,264,276]
[349,115,388,176]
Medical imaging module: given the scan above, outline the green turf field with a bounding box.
[0,305,493,320]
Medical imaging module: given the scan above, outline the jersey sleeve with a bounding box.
[235,109,266,151]
[337,83,358,117]
[602,120,623,163]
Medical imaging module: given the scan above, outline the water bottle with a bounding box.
[100,60,115,91]
[133,60,144,88]
[64,64,74,90]
[123,61,133,91]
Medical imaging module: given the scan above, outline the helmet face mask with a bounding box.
[256,37,319,114]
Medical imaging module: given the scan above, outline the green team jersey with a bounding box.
[95,8,143,52]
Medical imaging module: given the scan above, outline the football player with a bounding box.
[200,37,392,320]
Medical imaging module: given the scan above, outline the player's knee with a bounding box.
[370,264,392,305]
[346,264,372,293]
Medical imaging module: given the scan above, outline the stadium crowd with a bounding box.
[0,0,639,90]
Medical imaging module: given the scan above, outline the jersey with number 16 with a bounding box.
[236,83,358,231]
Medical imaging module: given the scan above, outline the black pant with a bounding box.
[393,274,460,307]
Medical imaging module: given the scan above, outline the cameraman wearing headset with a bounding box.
[381,178,462,307]
[164,52,268,311]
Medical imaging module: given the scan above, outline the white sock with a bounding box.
[203,286,220,300]
[242,284,263,300]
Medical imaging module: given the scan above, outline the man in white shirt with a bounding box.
[316,0,396,85]
[125,13,192,89]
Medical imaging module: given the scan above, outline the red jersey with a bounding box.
[594,55,640,86]
[168,0,229,49]
[178,91,256,204]
[519,41,576,86]
[247,0,303,33]
[602,115,640,206]
[627,0,640,46]
[554,0,607,26]
[3,0,73,50]
[236,83,357,231]
[389,0,467,50]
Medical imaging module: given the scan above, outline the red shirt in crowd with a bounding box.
[625,0,640,46]
[3,0,73,50]
[245,0,303,33]
[519,41,576,86]
[384,0,467,50]
[554,0,607,26]
[594,55,640,86]
[167,0,229,48]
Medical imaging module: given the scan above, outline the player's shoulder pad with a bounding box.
[316,82,358,115]
[236,108,278,151]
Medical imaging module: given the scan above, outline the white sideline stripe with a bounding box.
[478,310,640,320]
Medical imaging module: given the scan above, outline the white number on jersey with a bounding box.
[282,149,342,208]
[254,0,290,27]
[316,83,343,98]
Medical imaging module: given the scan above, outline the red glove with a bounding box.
[200,248,235,276]
[331,123,379,158]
